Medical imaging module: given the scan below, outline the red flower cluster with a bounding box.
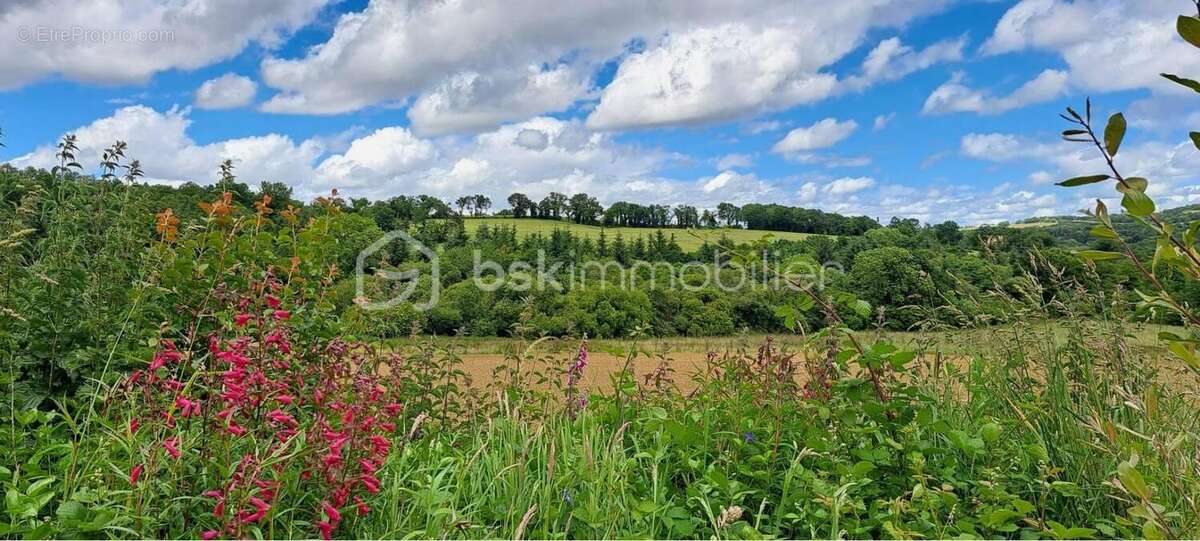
[121,276,410,539]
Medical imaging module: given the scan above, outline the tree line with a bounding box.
[484,191,883,235]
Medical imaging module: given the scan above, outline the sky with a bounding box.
[1,0,1199,225]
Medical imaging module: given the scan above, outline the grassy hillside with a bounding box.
[463,217,814,251]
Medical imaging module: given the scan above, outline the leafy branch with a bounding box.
[1056,10,1200,367]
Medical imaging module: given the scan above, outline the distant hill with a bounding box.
[462,217,815,251]
[1001,204,1200,248]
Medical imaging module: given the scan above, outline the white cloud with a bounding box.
[873,113,895,131]
[28,102,1194,225]
[312,127,437,191]
[514,129,550,151]
[259,0,952,132]
[692,170,780,205]
[8,105,322,187]
[771,118,858,154]
[586,23,840,129]
[959,130,1200,215]
[1028,170,1054,184]
[922,69,1068,115]
[195,74,258,110]
[983,0,1200,95]
[844,36,965,90]
[825,176,876,195]
[0,0,327,90]
[311,116,678,202]
[405,65,591,135]
[716,153,754,170]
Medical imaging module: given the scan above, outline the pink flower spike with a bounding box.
[316,521,333,540]
[129,418,140,434]
[164,437,181,459]
[322,501,342,524]
[249,496,271,512]
[130,464,144,485]
[273,310,290,321]
[233,313,252,327]
[266,295,281,308]
[361,474,380,495]
[201,530,220,540]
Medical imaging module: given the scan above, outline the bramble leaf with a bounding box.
[1104,113,1125,157]
[1057,175,1109,187]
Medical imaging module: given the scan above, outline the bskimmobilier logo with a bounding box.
[355,231,440,311]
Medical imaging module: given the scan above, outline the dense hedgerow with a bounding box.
[2,176,1200,538]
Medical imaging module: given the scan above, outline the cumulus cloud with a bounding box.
[983,0,1200,94]
[771,118,858,154]
[922,69,1068,115]
[586,23,840,129]
[405,65,591,135]
[843,36,965,90]
[977,0,1200,120]
[0,0,327,90]
[7,105,322,187]
[259,0,952,132]
[195,74,258,109]
[825,176,876,195]
[959,130,1200,214]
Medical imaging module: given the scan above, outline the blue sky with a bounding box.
[2,0,1198,224]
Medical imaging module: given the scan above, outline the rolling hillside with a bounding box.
[462,217,815,251]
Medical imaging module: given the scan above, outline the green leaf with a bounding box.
[1057,174,1109,187]
[1118,177,1148,193]
[1179,15,1200,49]
[1161,73,1200,93]
[1167,341,1200,370]
[888,350,916,369]
[1076,250,1123,262]
[56,501,86,524]
[1191,132,1200,151]
[1104,113,1125,157]
[1117,460,1152,500]
[1089,225,1118,240]
[979,422,1001,445]
[1122,190,1155,217]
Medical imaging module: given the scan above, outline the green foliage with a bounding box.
[849,247,932,329]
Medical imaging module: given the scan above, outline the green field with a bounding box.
[463,217,814,251]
